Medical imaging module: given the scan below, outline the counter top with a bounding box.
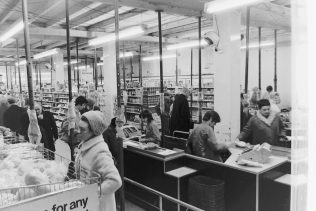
[225,147,288,174]
[124,140,185,161]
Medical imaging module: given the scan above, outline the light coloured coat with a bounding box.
[76,135,122,211]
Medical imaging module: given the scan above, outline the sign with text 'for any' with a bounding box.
[3,184,99,211]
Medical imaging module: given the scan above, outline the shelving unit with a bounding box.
[34,92,71,128]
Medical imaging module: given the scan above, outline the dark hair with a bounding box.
[266,85,273,92]
[110,117,117,128]
[75,96,88,106]
[203,111,221,123]
[139,110,154,123]
[257,99,271,109]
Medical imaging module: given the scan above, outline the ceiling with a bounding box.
[0,0,291,64]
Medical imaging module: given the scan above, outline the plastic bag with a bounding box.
[27,109,42,145]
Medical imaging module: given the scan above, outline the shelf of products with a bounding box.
[34,92,70,125]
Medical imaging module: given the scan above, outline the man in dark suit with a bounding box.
[3,97,27,133]
[35,103,58,160]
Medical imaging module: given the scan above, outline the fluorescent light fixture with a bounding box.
[15,60,27,66]
[33,48,60,60]
[63,60,79,65]
[0,21,24,43]
[143,54,177,62]
[204,0,268,14]
[240,42,274,49]
[88,26,145,46]
[167,40,208,51]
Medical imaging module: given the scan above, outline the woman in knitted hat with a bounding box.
[76,111,122,211]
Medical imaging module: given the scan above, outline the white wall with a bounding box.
[240,45,292,108]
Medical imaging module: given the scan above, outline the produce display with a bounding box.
[0,139,84,208]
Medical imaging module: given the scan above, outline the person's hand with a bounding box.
[235,139,248,148]
[280,136,288,142]
[38,114,43,120]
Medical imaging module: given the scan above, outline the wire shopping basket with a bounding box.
[0,137,101,208]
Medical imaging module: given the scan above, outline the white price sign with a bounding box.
[3,184,99,211]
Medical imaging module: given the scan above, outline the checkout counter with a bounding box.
[123,139,291,211]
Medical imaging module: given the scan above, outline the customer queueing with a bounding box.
[75,96,88,115]
[170,87,191,134]
[236,99,287,145]
[262,85,273,100]
[0,95,9,126]
[139,110,161,145]
[103,117,124,165]
[35,103,58,160]
[3,97,27,133]
[76,111,122,211]
[187,111,232,162]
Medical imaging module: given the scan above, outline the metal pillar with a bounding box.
[258,27,262,90]
[14,65,17,85]
[122,43,126,89]
[76,39,80,91]
[198,16,202,123]
[190,48,193,114]
[10,66,13,89]
[176,50,178,86]
[244,7,250,94]
[39,63,42,89]
[50,57,53,86]
[65,0,72,101]
[94,47,98,90]
[35,63,38,85]
[139,45,142,86]
[22,0,34,109]
[274,29,278,91]
[114,0,125,210]
[16,39,22,93]
[130,56,133,81]
[157,9,165,144]
[65,0,74,164]
[5,62,8,89]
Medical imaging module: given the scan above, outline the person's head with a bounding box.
[7,97,17,106]
[139,110,154,124]
[181,87,191,98]
[34,103,42,116]
[202,111,221,128]
[78,111,107,142]
[269,92,280,104]
[115,117,124,128]
[75,96,88,111]
[266,85,273,93]
[86,98,95,111]
[257,99,271,118]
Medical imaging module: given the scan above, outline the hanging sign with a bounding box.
[2,184,99,211]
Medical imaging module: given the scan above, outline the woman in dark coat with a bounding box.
[170,88,191,134]
[35,103,58,160]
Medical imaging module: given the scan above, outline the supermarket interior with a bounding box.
[0,0,311,211]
